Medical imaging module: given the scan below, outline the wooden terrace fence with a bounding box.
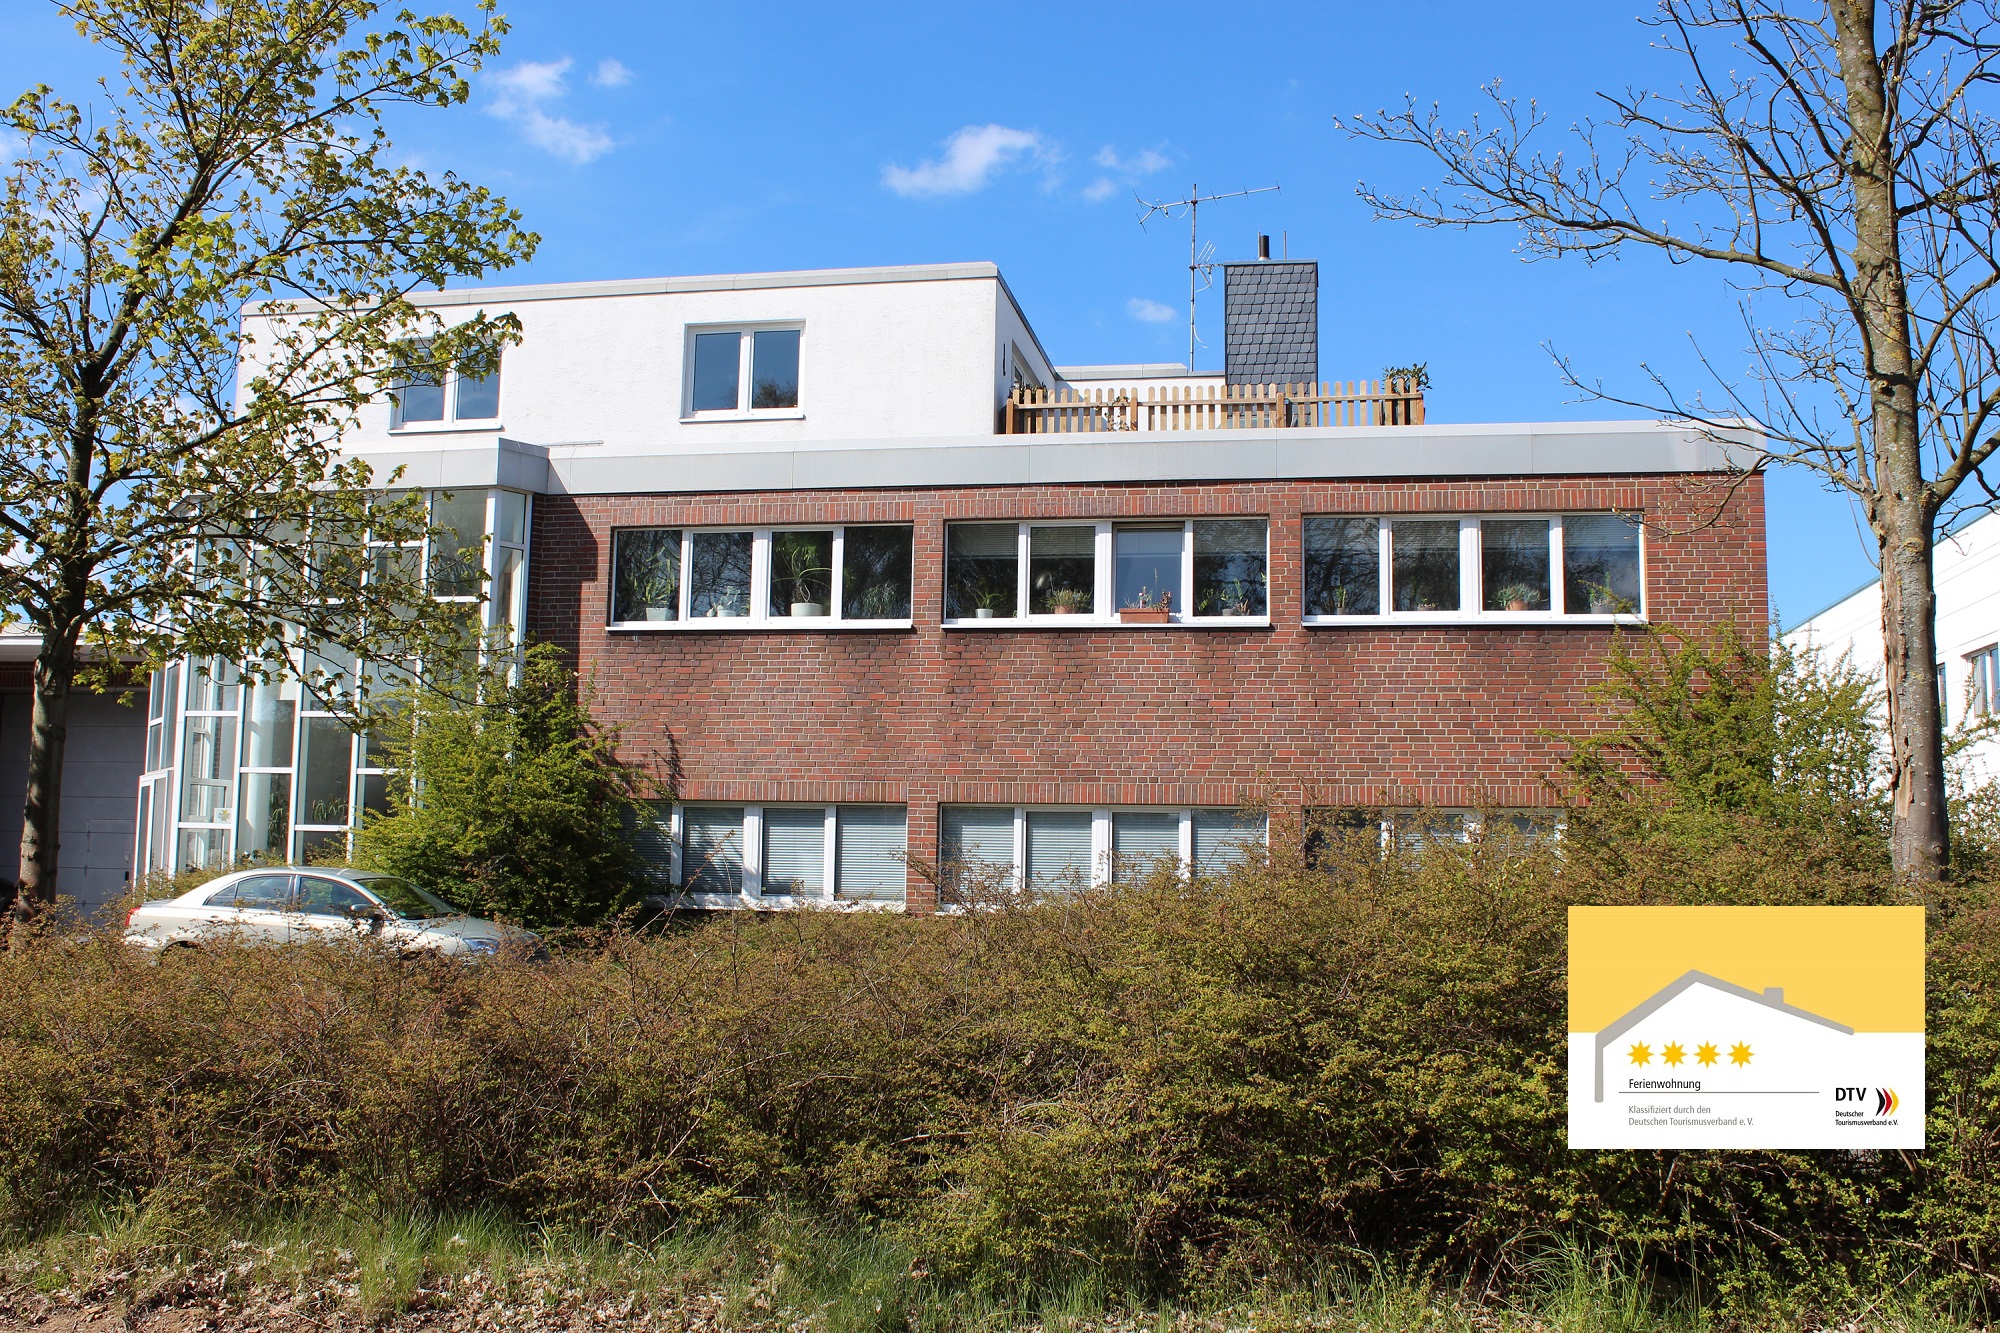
[1003,378,1426,434]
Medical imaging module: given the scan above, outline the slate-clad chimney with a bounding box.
[1222,256,1318,386]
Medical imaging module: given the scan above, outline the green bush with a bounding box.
[4,628,1995,1319]
[351,643,657,928]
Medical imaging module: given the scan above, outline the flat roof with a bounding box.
[396,261,1005,309]
[1057,364,1202,380]
[346,419,1761,497]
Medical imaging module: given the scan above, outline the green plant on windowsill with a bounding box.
[1044,587,1089,614]
[620,564,678,621]
[1580,579,1637,615]
[1198,577,1263,617]
[773,535,832,616]
[1495,582,1544,612]
[960,581,1013,619]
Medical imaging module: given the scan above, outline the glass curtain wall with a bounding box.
[137,488,531,875]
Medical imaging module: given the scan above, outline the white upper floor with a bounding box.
[243,262,1061,453]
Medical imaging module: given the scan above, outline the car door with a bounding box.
[198,872,294,944]
[288,874,381,944]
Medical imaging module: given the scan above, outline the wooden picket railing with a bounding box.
[1003,378,1426,434]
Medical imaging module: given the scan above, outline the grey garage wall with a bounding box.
[0,686,147,918]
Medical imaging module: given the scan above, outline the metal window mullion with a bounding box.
[744,805,764,897]
[1634,518,1648,617]
[678,532,693,620]
[823,805,839,901]
[1460,518,1480,614]
[1015,523,1030,619]
[1550,515,1568,615]
[1178,809,1194,874]
[830,528,846,623]
[1377,518,1391,613]
[1091,809,1112,887]
[1180,521,1195,620]
[1012,806,1027,892]
[1095,522,1113,622]
[737,331,754,412]
[751,530,772,623]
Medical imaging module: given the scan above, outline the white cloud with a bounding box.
[1128,297,1176,324]
[1084,144,1172,204]
[486,58,615,164]
[592,58,633,88]
[882,124,1053,198]
[1094,145,1170,175]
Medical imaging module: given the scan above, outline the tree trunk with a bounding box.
[13,633,77,935]
[1830,0,1949,880]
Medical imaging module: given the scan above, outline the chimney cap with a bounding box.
[1257,234,1271,260]
[1765,987,1785,1002]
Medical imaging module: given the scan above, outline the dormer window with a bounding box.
[686,326,802,417]
[390,343,502,428]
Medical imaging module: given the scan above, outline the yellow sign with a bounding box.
[1569,905,1925,1033]
[1568,906,1924,1149]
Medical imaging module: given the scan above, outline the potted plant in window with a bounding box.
[1045,587,1088,615]
[963,583,1011,619]
[1582,579,1636,615]
[1496,582,1542,612]
[1119,587,1172,624]
[630,566,678,621]
[775,537,831,617]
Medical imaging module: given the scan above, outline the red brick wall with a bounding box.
[528,472,1766,912]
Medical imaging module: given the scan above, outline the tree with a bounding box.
[1344,1,2000,880]
[0,0,538,924]
[351,644,657,929]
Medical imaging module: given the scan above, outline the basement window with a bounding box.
[937,805,1267,904]
[651,804,909,904]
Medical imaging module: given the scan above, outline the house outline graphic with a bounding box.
[1591,969,1854,1102]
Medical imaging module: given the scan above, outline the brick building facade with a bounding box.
[124,261,1765,916]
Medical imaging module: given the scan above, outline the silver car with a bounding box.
[124,866,538,958]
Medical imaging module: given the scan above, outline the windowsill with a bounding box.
[388,419,503,435]
[679,409,807,424]
[1302,612,1648,627]
[646,891,904,913]
[608,618,914,633]
[944,617,1271,630]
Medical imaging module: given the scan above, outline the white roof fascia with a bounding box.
[245,263,1009,317]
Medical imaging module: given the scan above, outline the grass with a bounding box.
[1,1206,1979,1332]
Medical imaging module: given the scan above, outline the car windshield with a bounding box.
[352,875,460,920]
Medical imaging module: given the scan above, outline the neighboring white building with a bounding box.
[1786,508,2000,781]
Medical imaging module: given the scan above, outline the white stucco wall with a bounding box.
[242,264,1030,456]
[1787,508,2000,780]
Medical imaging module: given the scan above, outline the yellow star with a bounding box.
[1695,1042,1719,1067]
[1661,1042,1686,1067]
[1729,1042,1754,1067]
[1628,1042,1653,1066]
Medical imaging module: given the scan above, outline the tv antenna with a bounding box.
[1137,181,1280,373]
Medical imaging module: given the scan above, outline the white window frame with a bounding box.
[936,805,1270,907]
[607,525,914,631]
[1967,644,1998,717]
[943,519,1271,629]
[663,804,906,911]
[388,345,503,431]
[681,322,806,421]
[1300,513,1648,627]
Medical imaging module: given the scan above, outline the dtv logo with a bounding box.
[1836,1087,1900,1114]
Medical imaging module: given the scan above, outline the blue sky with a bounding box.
[2,0,1889,624]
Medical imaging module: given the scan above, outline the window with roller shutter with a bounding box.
[762,807,826,897]
[835,806,907,903]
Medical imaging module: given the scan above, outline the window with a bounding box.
[1970,646,1999,717]
[390,344,502,427]
[294,875,376,916]
[1307,808,1561,859]
[1303,517,1381,616]
[944,519,1268,625]
[1391,520,1461,612]
[1301,515,1645,623]
[662,805,908,903]
[1938,663,1949,726]
[937,805,1268,902]
[687,327,802,415]
[609,526,914,627]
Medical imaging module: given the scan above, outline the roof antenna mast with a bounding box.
[1137,182,1280,373]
